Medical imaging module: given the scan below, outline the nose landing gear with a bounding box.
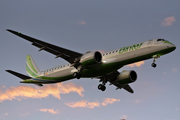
[151,55,160,68]
[151,63,157,68]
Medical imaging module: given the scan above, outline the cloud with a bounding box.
[121,115,127,119]
[135,99,140,103]
[127,61,144,67]
[65,98,120,108]
[102,98,120,106]
[172,68,178,73]
[20,112,29,117]
[161,16,176,26]
[65,100,100,109]
[0,82,84,102]
[127,99,141,103]
[78,20,86,25]
[39,108,58,114]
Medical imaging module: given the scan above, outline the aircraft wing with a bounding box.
[103,71,134,93]
[7,29,83,64]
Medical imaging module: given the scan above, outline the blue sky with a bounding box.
[0,0,180,120]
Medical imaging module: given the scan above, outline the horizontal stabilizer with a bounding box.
[33,83,43,86]
[122,84,134,93]
[6,70,31,80]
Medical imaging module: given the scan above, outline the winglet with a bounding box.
[6,29,20,34]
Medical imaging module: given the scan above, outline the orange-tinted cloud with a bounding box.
[65,98,120,108]
[78,20,86,25]
[127,99,141,104]
[20,112,29,117]
[0,82,84,102]
[135,99,140,103]
[161,16,176,26]
[127,61,144,67]
[102,98,120,106]
[121,115,127,119]
[39,108,58,114]
[65,100,100,109]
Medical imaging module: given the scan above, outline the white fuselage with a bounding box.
[37,39,175,83]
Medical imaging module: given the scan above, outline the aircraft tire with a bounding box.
[73,72,78,78]
[98,84,106,91]
[77,74,81,79]
[151,63,157,68]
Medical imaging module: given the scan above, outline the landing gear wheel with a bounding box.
[98,84,106,91]
[73,72,78,78]
[151,63,157,68]
[73,72,81,79]
[77,74,81,79]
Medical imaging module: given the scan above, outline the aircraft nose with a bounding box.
[167,44,176,52]
[172,44,176,51]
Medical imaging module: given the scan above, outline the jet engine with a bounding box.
[116,70,137,84]
[79,51,102,67]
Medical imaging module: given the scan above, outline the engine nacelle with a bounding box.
[116,70,137,84]
[80,51,102,67]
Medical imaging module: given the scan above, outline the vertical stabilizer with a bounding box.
[26,55,40,78]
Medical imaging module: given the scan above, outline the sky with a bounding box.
[0,0,180,120]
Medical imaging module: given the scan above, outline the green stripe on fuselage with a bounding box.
[162,41,174,45]
[119,43,143,54]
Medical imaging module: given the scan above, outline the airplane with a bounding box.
[6,29,176,93]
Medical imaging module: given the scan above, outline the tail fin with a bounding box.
[26,55,40,78]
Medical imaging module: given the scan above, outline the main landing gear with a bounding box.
[98,84,106,91]
[73,72,81,79]
[98,76,107,91]
[73,65,83,79]
[151,55,160,68]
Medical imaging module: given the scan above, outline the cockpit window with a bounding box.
[157,39,166,41]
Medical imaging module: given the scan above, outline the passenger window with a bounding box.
[106,53,108,55]
[109,52,111,54]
